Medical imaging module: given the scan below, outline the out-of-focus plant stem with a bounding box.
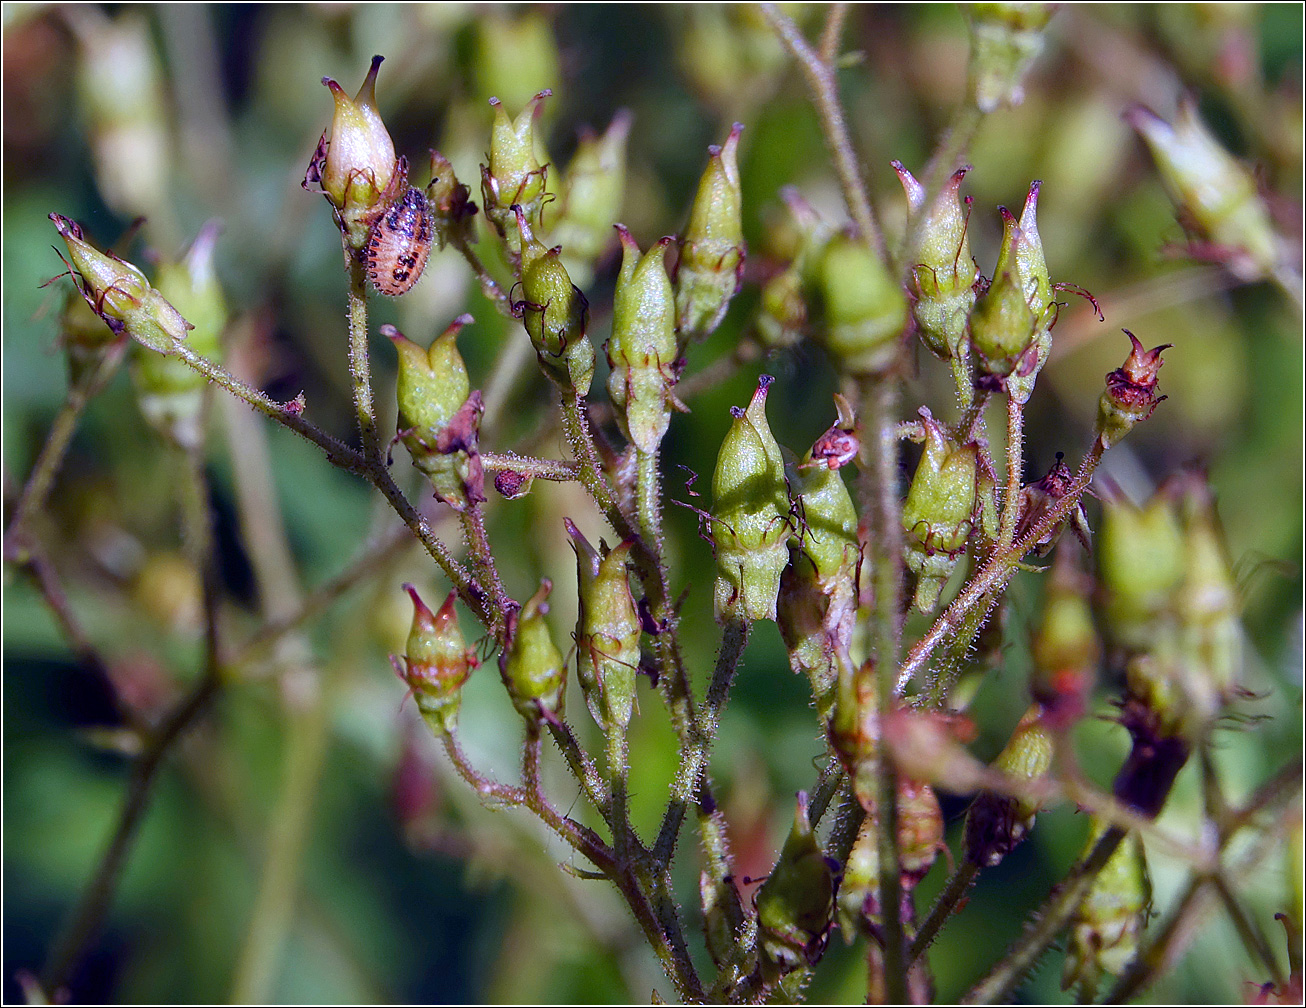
[963,825,1127,1004]
[1106,759,1303,1002]
[761,3,886,260]
[41,400,224,998]
[5,340,126,559]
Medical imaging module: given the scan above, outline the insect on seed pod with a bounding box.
[365,188,434,295]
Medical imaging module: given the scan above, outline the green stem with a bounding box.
[521,726,702,1001]
[762,3,885,260]
[345,252,383,465]
[441,733,526,805]
[169,338,366,473]
[652,616,751,868]
[605,729,633,866]
[458,503,511,640]
[480,451,579,482]
[997,395,1024,553]
[545,718,614,825]
[961,826,1126,1004]
[861,376,909,1005]
[910,859,980,963]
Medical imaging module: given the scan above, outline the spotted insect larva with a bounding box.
[365,188,433,296]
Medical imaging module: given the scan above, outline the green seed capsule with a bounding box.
[607,227,679,453]
[675,123,746,345]
[1062,823,1150,998]
[754,792,837,982]
[964,704,1053,866]
[711,375,791,623]
[388,316,484,511]
[305,56,405,250]
[1030,540,1100,726]
[481,91,552,239]
[394,584,475,737]
[425,151,478,250]
[1127,100,1280,283]
[1094,331,1170,452]
[554,111,632,279]
[895,162,978,369]
[515,208,594,396]
[137,221,228,449]
[811,230,909,377]
[965,3,1055,113]
[50,214,193,355]
[901,408,979,611]
[567,521,640,733]
[499,580,566,724]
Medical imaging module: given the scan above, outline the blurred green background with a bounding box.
[3,4,1301,1003]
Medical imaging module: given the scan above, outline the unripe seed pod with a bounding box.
[1030,540,1100,726]
[394,584,475,737]
[894,162,978,367]
[1098,490,1185,651]
[138,221,227,449]
[1062,823,1150,998]
[778,398,861,716]
[965,3,1055,113]
[964,704,1054,866]
[607,227,679,453]
[1171,472,1241,722]
[481,91,551,240]
[365,188,433,296]
[305,56,404,250]
[828,657,879,801]
[972,185,1054,402]
[710,375,791,622]
[50,214,193,354]
[676,123,746,345]
[425,152,478,250]
[901,408,979,612]
[499,580,566,724]
[388,317,485,511]
[554,111,632,278]
[1127,100,1280,283]
[567,521,640,733]
[1115,650,1193,816]
[835,779,943,937]
[754,792,838,982]
[1094,330,1170,451]
[757,263,808,352]
[515,208,594,396]
[811,230,909,377]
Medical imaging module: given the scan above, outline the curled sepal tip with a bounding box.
[1095,330,1169,451]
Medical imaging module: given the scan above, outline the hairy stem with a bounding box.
[762,3,886,259]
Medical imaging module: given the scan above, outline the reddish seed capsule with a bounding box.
[366,188,433,296]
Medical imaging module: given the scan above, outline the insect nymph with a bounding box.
[365,187,433,296]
